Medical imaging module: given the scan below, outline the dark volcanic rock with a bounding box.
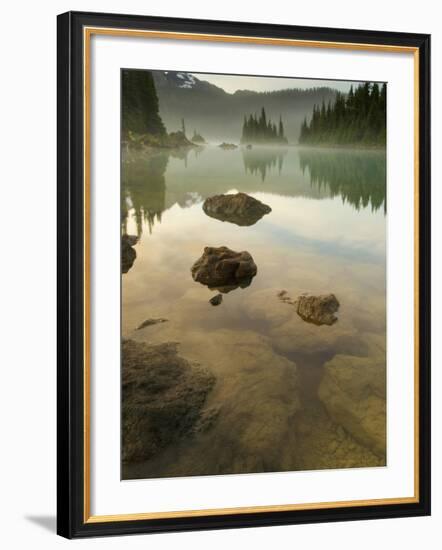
[202,192,272,226]
[136,318,168,330]
[122,234,138,274]
[297,293,340,326]
[122,339,216,463]
[191,246,257,293]
[209,294,223,306]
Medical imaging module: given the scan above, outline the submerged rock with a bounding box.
[122,329,301,479]
[243,288,294,326]
[121,234,138,274]
[297,293,340,326]
[318,353,386,459]
[277,289,296,305]
[270,319,356,356]
[136,318,168,330]
[122,339,216,463]
[209,294,223,306]
[202,192,271,226]
[191,246,257,293]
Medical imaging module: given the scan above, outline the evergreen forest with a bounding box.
[241,108,288,144]
[299,82,386,146]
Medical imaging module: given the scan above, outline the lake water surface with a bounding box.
[122,145,386,479]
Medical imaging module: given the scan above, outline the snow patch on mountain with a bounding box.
[174,72,197,88]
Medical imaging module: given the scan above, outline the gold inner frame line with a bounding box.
[83,26,420,524]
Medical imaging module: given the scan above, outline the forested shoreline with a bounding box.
[299,82,386,147]
[122,69,193,148]
[241,108,288,144]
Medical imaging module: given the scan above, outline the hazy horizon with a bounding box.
[191,73,362,94]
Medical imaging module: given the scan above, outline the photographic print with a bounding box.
[121,69,387,480]
[57,12,430,537]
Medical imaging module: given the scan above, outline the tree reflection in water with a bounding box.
[242,147,287,182]
[299,148,386,213]
[121,151,169,236]
[121,146,386,240]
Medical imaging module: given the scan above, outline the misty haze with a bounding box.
[120,69,387,480]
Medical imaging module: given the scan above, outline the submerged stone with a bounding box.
[202,192,272,226]
[318,353,386,459]
[136,318,168,330]
[191,246,257,293]
[122,339,216,463]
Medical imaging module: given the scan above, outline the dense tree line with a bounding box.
[122,69,166,137]
[241,108,288,144]
[299,82,386,146]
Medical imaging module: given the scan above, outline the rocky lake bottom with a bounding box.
[121,144,387,479]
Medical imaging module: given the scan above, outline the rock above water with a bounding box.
[209,294,223,306]
[191,246,257,293]
[122,234,138,274]
[122,339,215,463]
[318,353,386,459]
[202,192,272,226]
[297,293,340,326]
[241,288,353,356]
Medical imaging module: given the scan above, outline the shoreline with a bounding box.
[294,143,385,152]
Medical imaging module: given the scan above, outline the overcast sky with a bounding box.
[192,73,360,94]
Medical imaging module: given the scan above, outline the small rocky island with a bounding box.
[218,142,238,150]
[191,246,257,293]
[202,192,272,226]
[191,130,206,144]
[122,339,216,463]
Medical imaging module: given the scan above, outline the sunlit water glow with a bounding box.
[122,145,386,479]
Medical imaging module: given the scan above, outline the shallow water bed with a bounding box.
[121,144,386,479]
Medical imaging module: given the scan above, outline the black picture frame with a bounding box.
[57,10,431,539]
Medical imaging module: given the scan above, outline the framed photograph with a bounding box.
[57,11,431,538]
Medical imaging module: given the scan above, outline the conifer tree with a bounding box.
[122,69,166,137]
[279,116,284,139]
[298,82,386,146]
[241,108,288,144]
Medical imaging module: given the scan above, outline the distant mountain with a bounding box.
[153,71,340,143]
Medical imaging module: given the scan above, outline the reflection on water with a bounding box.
[122,145,387,479]
[299,148,386,213]
[242,147,287,181]
[122,152,168,236]
[122,146,386,236]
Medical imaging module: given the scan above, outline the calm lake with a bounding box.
[121,144,387,479]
